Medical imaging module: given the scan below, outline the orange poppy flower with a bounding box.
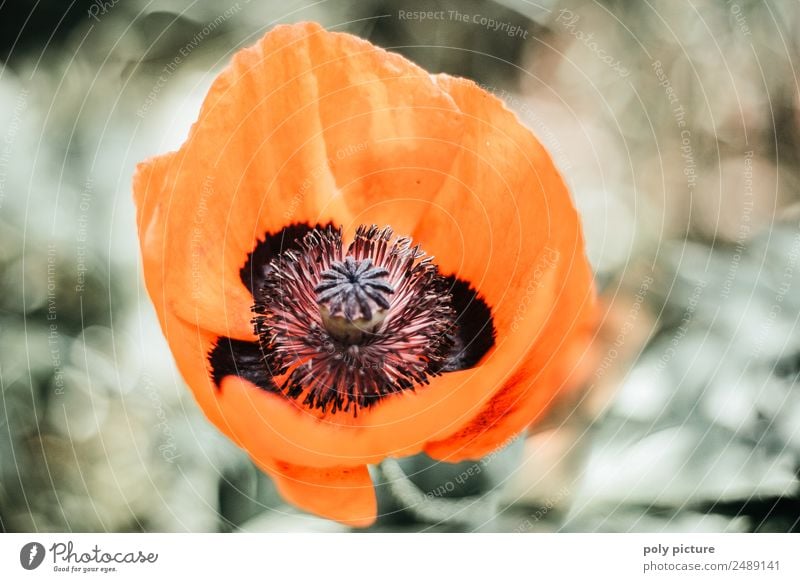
[133,22,596,527]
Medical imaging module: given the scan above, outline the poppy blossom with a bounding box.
[133,22,596,527]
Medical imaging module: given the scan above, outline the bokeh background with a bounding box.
[1,0,799,532]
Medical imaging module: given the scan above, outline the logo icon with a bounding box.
[20,542,46,570]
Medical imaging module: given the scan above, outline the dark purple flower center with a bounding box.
[252,225,455,415]
[210,222,496,418]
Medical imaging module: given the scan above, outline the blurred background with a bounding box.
[1,0,799,532]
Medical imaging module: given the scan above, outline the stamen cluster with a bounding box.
[252,225,455,415]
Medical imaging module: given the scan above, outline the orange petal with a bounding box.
[254,459,376,527]
[134,160,240,443]
[424,271,597,462]
[412,73,588,332]
[208,253,574,469]
[304,25,464,235]
[170,75,592,470]
[136,188,511,472]
[135,26,596,477]
[134,22,464,340]
[413,73,598,460]
[136,153,539,470]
